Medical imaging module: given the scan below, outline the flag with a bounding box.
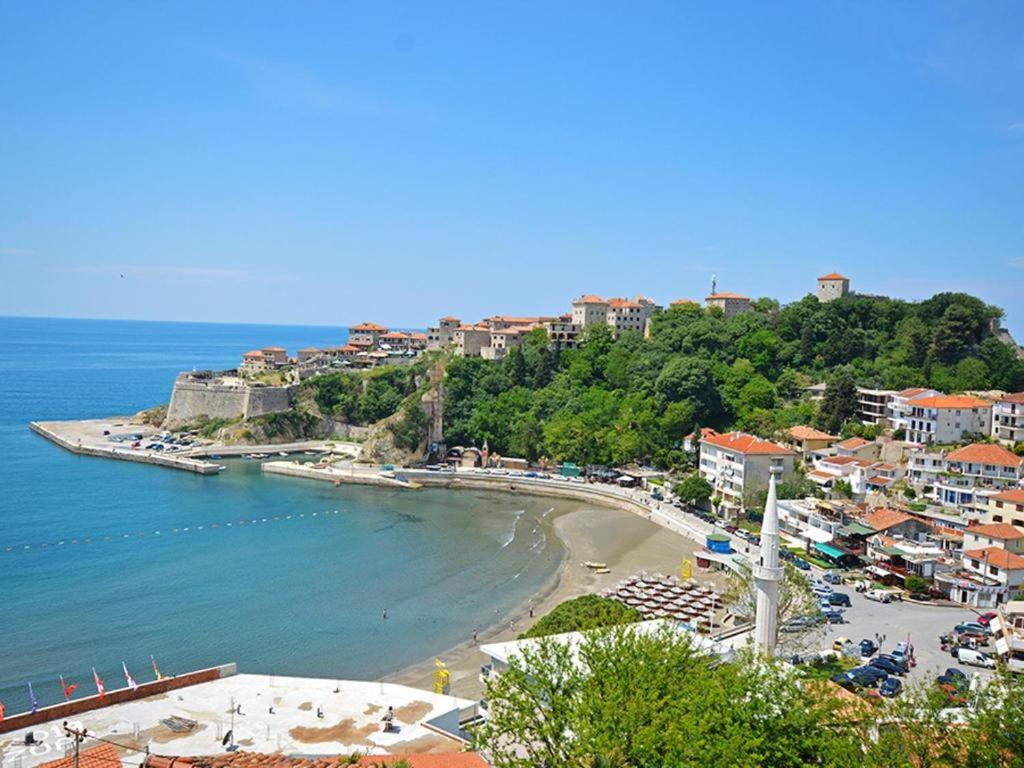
[150,655,164,681]
[93,667,105,700]
[60,676,78,702]
[28,682,38,714]
[122,662,138,692]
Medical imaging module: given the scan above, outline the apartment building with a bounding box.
[856,388,894,426]
[547,315,580,350]
[816,272,850,302]
[698,432,795,518]
[427,316,461,349]
[907,450,945,486]
[888,387,942,432]
[983,489,1024,528]
[348,322,388,348]
[571,294,658,336]
[904,395,992,445]
[240,346,290,375]
[834,436,880,460]
[704,292,752,318]
[785,425,839,461]
[993,392,1024,445]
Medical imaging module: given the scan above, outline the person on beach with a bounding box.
[529,604,534,618]
[472,628,478,643]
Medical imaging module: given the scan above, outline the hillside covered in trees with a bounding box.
[442,292,1024,468]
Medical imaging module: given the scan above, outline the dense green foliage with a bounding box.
[519,595,641,639]
[477,625,1024,768]
[307,365,423,425]
[674,474,712,506]
[444,292,1023,468]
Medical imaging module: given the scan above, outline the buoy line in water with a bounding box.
[2,509,344,554]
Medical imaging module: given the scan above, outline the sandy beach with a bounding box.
[385,502,723,698]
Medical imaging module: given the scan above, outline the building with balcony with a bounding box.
[904,395,992,445]
[785,425,839,461]
[888,387,942,432]
[907,450,945,487]
[855,388,894,426]
[982,488,1024,527]
[992,392,1024,445]
[348,322,388,349]
[697,432,795,518]
[933,443,1024,516]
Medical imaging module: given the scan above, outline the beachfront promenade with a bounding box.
[262,461,753,570]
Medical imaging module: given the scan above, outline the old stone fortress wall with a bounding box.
[165,372,297,427]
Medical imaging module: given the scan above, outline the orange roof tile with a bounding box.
[350,322,388,331]
[706,292,750,300]
[867,475,894,486]
[788,425,838,441]
[964,547,1024,570]
[243,350,264,358]
[439,315,460,322]
[381,332,410,339]
[148,753,490,768]
[38,744,120,768]
[701,432,792,455]
[671,298,698,305]
[573,294,607,304]
[945,443,1023,468]
[864,508,914,532]
[818,272,849,281]
[997,392,1024,405]
[822,455,858,466]
[837,437,872,450]
[262,346,286,352]
[910,395,991,410]
[896,387,930,398]
[992,489,1024,504]
[965,522,1024,540]
[410,332,428,340]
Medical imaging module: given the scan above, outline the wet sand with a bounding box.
[385,503,723,698]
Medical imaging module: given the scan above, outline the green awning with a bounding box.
[840,522,875,537]
[813,542,847,560]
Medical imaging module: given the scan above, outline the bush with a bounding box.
[520,595,641,639]
[904,575,929,594]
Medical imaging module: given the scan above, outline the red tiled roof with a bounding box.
[381,332,410,339]
[298,347,320,352]
[702,432,792,456]
[864,508,914,532]
[965,523,1024,540]
[911,395,991,410]
[992,489,1024,504]
[243,350,264,358]
[573,294,606,304]
[148,753,490,768]
[997,392,1024,405]
[350,322,388,332]
[607,297,640,308]
[439,315,460,322]
[818,272,849,281]
[706,292,750,300]
[945,443,1023,468]
[788,425,838,441]
[348,339,372,346]
[964,547,1024,571]
[896,387,930,398]
[822,456,858,466]
[410,332,428,340]
[38,744,120,768]
[671,298,698,305]
[867,475,894,486]
[837,437,872,450]
[262,346,286,352]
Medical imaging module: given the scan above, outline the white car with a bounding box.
[865,589,893,603]
[956,648,996,669]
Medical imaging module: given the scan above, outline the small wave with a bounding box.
[500,509,526,548]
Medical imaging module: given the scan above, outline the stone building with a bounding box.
[816,272,850,302]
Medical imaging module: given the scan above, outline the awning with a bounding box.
[813,542,847,560]
[800,527,833,544]
[866,565,890,578]
[840,522,875,537]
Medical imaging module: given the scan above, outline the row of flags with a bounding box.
[0,657,165,723]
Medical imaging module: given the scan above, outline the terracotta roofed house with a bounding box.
[983,488,1024,527]
[816,272,850,302]
[348,322,388,349]
[834,436,880,460]
[963,522,1024,554]
[935,442,1024,516]
[862,508,932,541]
[698,432,795,518]
[993,392,1024,444]
[786,425,839,460]
[888,387,942,432]
[905,395,992,445]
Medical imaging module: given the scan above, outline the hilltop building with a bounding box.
[704,292,752,318]
[348,322,388,348]
[816,272,850,302]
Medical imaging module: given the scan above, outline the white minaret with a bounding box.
[753,466,784,655]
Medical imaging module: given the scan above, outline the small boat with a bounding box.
[594,567,611,574]
[210,454,222,460]
[584,561,608,570]
[278,451,288,457]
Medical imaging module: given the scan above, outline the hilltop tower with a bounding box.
[753,467,784,655]
[816,272,850,302]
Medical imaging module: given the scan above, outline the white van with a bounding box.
[865,589,893,603]
[956,648,996,669]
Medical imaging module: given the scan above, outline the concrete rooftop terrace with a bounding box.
[0,675,476,768]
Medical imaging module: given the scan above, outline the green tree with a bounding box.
[674,474,712,506]
[818,367,857,434]
[520,595,641,639]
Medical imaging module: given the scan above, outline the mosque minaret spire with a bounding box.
[753,466,784,655]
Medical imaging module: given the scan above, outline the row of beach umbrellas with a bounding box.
[602,572,722,624]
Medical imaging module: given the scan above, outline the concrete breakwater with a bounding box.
[30,420,224,475]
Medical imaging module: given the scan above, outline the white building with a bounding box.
[698,432,795,517]
[904,394,993,445]
[856,388,894,426]
[816,272,850,302]
[704,292,752,318]
[571,294,658,336]
[888,387,942,432]
[993,392,1024,445]
[983,489,1024,528]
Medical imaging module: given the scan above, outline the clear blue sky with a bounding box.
[1,2,1022,335]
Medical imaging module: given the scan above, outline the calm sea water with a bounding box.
[0,317,563,713]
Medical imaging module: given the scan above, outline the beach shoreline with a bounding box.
[383,501,721,698]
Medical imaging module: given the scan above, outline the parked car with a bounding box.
[865,589,893,603]
[955,622,991,637]
[977,611,999,626]
[879,677,903,697]
[828,592,851,607]
[869,658,905,676]
[792,557,811,570]
[956,648,996,669]
[823,570,843,585]
[859,638,878,657]
[877,654,910,673]
[831,672,856,690]
[848,665,887,685]
[823,609,846,624]
[909,592,932,601]
[832,636,852,652]
[781,616,822,632]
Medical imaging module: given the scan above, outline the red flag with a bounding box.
[60,676,79,702]
[0,699,5,724]
[92,667,105,700]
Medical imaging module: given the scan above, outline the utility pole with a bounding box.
[63,722,86,768]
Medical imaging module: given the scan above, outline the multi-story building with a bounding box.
[904,395,993,445]
[704,292,752,318]
[240,347,290,375]
[697,432,795,518]
[963,522,1024,554]
[888,387,942,432]
[983,489,1024,528]
[816,272,850,302]
[856,388,894,426]
[959,547,1024,605]
[547,314,580,350]
[571,294,609,327]
[453,325,493,357]
[991,600,1024,673]
[427,316,461,349]
[993,392,1024,445]
[834,436,880,460]
[571,295,658,336]
[907,450,945,487]
[348,322,388,349]
[785,425,839,461]
[481,327,528,361]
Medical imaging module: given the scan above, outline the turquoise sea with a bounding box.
[0,317,564,714]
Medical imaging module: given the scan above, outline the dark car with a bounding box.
[831,672,856,690]
[869,658,905,676]
[880,677,903,697]
[792,557,811,570]
[909,592,932,601]
[847,666,887,686]
[822,609,845,624]
[780,549,795,561]
[937,668,968,689]
[824,571,843,585]
[859,638,878,657]
[944,667,967,681]
[877,654,910,672]
[828,592,852,607]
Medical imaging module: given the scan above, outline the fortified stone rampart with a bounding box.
[165,372,297,427]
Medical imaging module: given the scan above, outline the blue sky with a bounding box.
[1,1,1022,335]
